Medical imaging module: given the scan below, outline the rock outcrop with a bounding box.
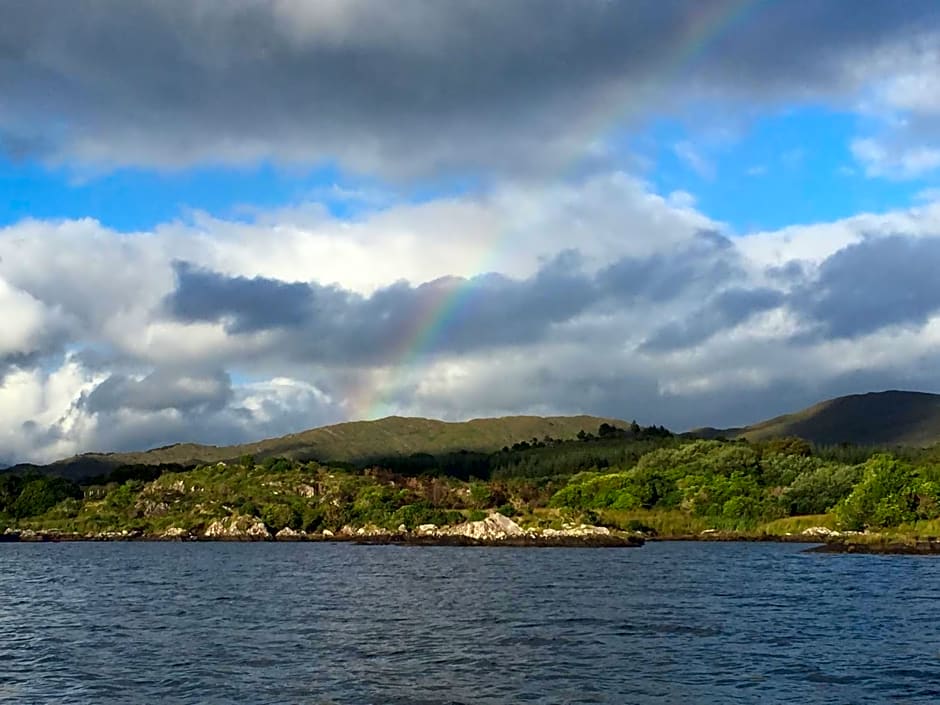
[444,512,526,540]
[801,526,840,538]
[161,526,190,539]
[275,527,305,540]
[541,523,611,538]
[203,515,271,540]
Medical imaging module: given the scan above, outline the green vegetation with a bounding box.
[9,414,624,483]
[6,420,940,540]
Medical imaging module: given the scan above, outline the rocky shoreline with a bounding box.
[0,529,645,548]
[0,512,645,548]
[805,538,940,555]
[8,514,939,553]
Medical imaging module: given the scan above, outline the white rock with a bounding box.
[446,512,525,540]
[276,527,304,540]
[203,514,271,539]
[802,526,840,538]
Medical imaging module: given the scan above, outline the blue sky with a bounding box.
[638,107,934,232]
[2,105,932,236]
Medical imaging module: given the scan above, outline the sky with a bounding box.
[3,0,940,464]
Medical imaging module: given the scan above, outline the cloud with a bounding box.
[0,1,936,176]
[848,37,940,180]
[673,141,715,180]
[640,287,785,352]
[852,137,940,179]
[793,235,940,338]
[83,369,234,415]
[168,262,315,333]
[164,232,744,365]
[3,174,940,462]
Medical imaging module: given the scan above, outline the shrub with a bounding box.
[391,501,455,529]
[11,477,83,518]
[781,463,861,515]
[260,503,300,531]
[238,501,260,517]
[835,455,921,530]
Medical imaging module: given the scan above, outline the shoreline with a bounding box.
[7,527,940,554]
[0,529,645,548]
[805,538,940,555]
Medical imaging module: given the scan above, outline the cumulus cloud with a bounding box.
[162,231,754,366]
[2,174,940,463]
[0,0,936,176]
[793,235,940,338]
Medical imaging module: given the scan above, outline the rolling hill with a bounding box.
[7,414,624,481]
[697,390,940,447]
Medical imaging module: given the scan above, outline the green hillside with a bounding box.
[15,414,624,481]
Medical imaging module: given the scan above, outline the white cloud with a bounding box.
[673,141,716,180]
[0,277,52,357]
[852,137,940,179]
[3,174,940,462]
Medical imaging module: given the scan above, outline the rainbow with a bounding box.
[350,0,773,420]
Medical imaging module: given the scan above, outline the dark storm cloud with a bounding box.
[0,0,935,174]
[169,262,315,333]
[166,255,598,362]
[640,287,784,352]
[82,368,234,414]
[793,235,940,339]
[165,233,747,362]
[598,230,739,303]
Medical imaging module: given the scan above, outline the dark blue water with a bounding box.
[1,542,939,704]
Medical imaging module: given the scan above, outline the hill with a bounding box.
[699,390,940,447]
[7,414,624,481]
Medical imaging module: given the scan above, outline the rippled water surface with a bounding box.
[2,541,939,704]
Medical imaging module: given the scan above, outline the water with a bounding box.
[1,542,939,704]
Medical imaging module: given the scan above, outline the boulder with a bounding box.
[275,527,305,540]
[802,526,840,538]
[356,524,389,537]
[446,512,525,540]
[203,514,271,540]
[541,524,611,538]
[296,484,317,498]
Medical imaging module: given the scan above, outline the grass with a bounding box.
[758,514,836,535]
[596,509,712,536]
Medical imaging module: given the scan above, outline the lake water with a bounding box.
[1,541,939,704]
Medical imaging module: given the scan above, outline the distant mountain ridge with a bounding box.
[694,390,940,447]
[5,414,624,481]
[9,390,940,483]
